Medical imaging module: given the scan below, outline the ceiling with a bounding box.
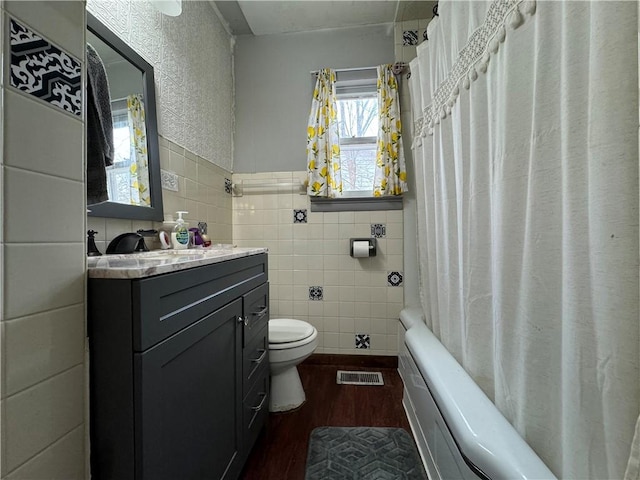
[213,0,437,36]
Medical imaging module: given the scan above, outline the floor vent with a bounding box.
[336,370,384,386]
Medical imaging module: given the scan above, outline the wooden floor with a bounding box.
[240,355,410,480]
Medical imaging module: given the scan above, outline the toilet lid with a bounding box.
[269,319,315,344]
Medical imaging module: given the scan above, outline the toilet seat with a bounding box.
[269,319,316,350]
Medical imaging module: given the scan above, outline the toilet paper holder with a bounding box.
[350,238,377,258]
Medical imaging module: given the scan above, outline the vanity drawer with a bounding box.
[242,364,269,455]
[242,283,269,347]
[243,324,268,391]
[133,254,267,351]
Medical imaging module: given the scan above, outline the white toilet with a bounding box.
[268,318,318,412]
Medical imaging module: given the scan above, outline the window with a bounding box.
[337,94,378,195]
[334,71,378,197]
[309,69,403,211]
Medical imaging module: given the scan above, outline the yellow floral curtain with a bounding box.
[306,68,343,197]
[127,94,150,206]
[373,64,407,196]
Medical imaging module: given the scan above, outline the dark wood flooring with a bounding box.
[240,355,410,480]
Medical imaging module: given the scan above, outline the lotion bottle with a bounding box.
[171,211,189,249]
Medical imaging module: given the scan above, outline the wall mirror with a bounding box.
[87,12,164,221]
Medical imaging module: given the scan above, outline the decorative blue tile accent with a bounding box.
[402,30,419,46]
[224,178,232,194]
[294,209,308,224]
[9,18,81,116]
[371,223,386,238]
[355,334,370,349]
[387,271,403,287]
[309,286,323,301]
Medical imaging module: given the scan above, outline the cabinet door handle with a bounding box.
[252,306,268,319]
[251,349,267,365]
[251,393,267,412]
[237,316,249,326]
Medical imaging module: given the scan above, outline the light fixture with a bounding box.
[150,0,182,16]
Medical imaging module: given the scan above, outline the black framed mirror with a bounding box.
[86,12,164,221]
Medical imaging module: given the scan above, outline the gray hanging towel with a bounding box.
[86,43,114,204]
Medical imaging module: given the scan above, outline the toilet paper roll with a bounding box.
[352,241,370,258]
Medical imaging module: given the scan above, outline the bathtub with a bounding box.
[398,308,556,480]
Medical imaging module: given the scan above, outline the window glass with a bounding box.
[337,95,378,195]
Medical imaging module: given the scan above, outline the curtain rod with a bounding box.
[310,62,408,76]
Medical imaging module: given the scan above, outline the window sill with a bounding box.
[310,195,403,212]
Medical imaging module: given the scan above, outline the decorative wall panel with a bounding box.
[9,18,81,116]
[86,0,233,171]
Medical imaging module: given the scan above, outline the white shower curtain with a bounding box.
[409,1,639,478]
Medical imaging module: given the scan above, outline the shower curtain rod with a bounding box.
[310,62,408,76]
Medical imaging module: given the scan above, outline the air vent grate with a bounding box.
[336,370,384,386]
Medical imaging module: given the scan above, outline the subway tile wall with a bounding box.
[233,172,404,356]
[88,135,233,252]
[1,2,86,478]
[396,17,421,308]
[395,18,430,141]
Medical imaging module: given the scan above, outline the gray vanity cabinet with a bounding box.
[88,253,269,480]
[137,299,243,480]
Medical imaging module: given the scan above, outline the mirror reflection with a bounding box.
[88,30,150,206]
[86,12,163,221]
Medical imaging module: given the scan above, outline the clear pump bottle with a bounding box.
[171,211,189,249]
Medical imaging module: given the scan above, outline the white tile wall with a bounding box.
[1,1,86,477]
[158,137,233,242]
[4,167,85,244]
[5,1,85,59]
[233,172,404,356]
[5,427,85,480]
[4,305,85,396]
[4,244,85,320]
[4,365,84,473]
[4,90,84,181]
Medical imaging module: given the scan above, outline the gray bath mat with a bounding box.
[305,426,427,479]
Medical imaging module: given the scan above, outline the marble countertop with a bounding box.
[87,247,268,279]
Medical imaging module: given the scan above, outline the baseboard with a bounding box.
[302,353,398,369]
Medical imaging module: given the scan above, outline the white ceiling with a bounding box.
[214,0,436,36]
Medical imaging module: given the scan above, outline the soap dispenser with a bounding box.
[171,211,189,249]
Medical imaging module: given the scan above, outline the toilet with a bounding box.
[268,318,318,412]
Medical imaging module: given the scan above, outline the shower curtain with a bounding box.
[408,1,639,478]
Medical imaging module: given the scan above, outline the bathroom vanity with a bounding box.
[87,249,269,480]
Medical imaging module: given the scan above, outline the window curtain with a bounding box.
[306,68,343,197]
[408,1,639,479]
[127,94,150,206]
[373,64,407,196]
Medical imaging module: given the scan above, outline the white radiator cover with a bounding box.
[398,308,556,480]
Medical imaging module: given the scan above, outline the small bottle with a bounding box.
[171,211,189,250]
